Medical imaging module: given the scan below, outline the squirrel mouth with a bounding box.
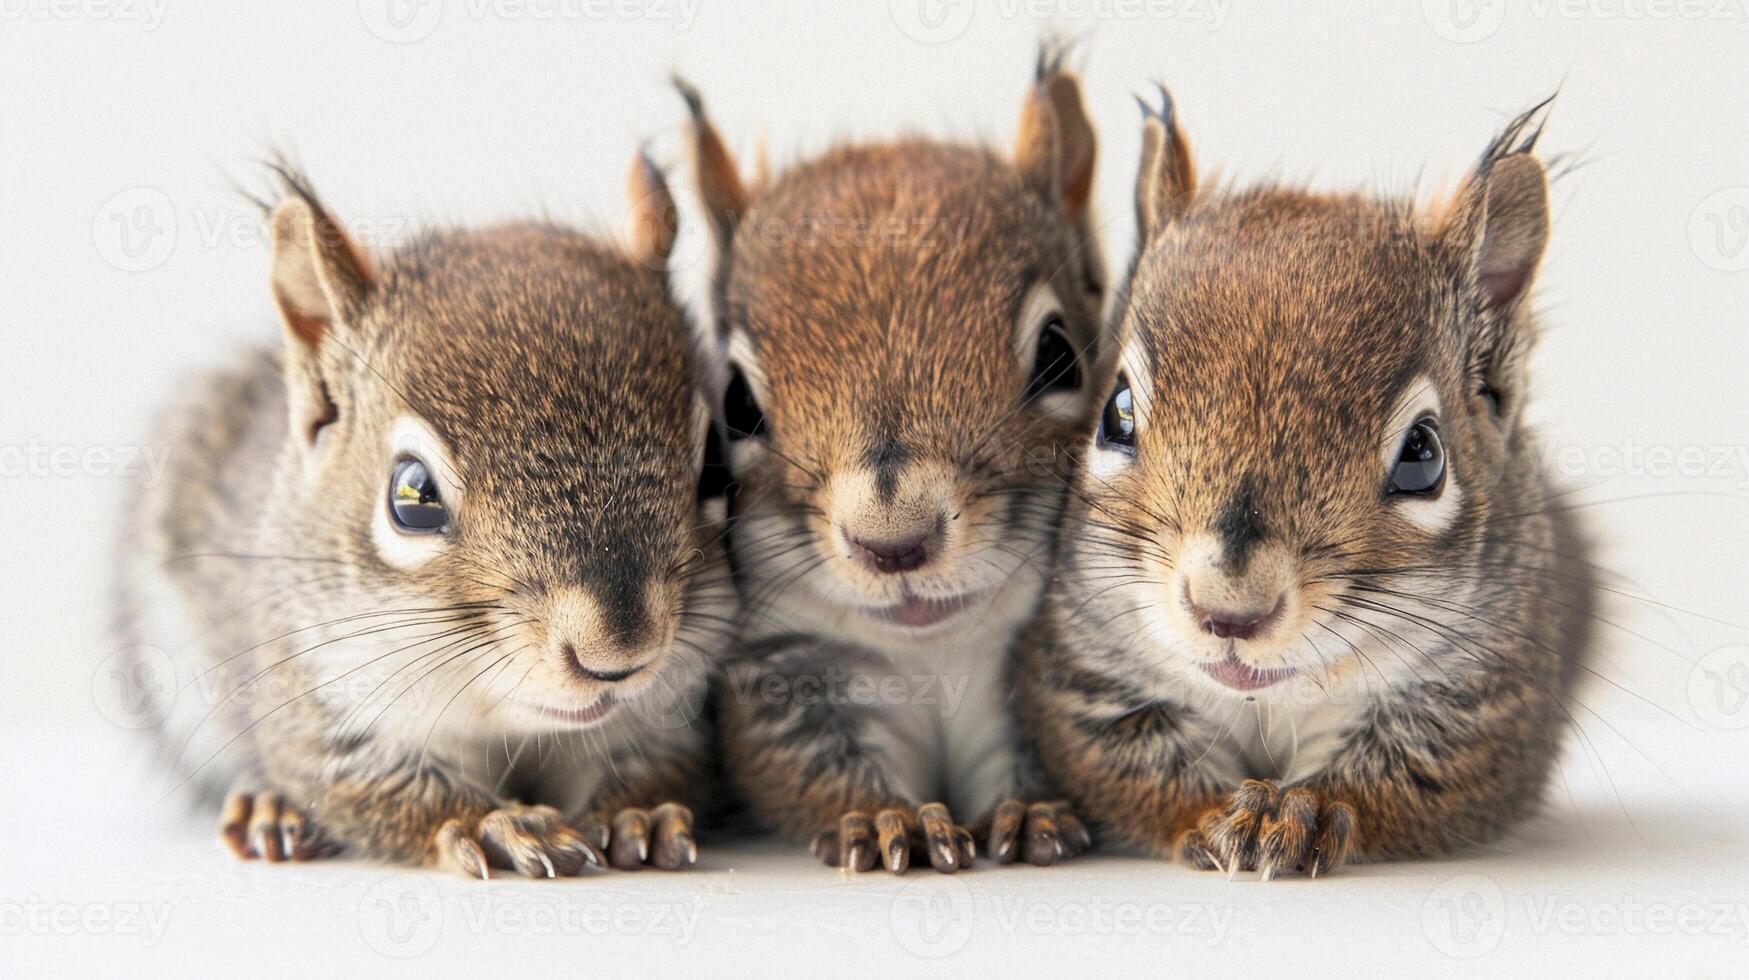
[867,589,985,630]
[528,693,617,726]
[1200,652,1298,692]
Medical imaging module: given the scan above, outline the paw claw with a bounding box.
[435,805,595,879]
[220,790,331,864]
[1180,783,1353,878]
[917,802,967,874]
[592,803,696,872]
[819,804,974,875]
[981,800,1086,868]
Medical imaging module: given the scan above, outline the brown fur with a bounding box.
[683,46,1109,872]
[117,158,734,876]
[1016,94,1594,875]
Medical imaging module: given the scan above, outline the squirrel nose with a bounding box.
[848,529,935,574]
[1184,584,1285,641]
[559,641,648,684]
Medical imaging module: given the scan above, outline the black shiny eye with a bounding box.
[723,366,766,441]
[389,458,448,533]
[1024,317,1080,400]
[1388,419,1445,496]
[1098,377,1136,451]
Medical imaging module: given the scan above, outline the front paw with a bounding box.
[1173,780,1355,878]
[980,799,1091,866]
[809,802,976,874]
[220,790,338,862]
[578,803,698,871]
[432,804,604,879]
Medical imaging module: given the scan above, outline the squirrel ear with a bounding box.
[674,76,747,250]
[1014,44,1097,218]
[1472,154,1550,312]
[625,150,680,270]
[268,188,372,448]
[1434,98,1555,421]
[1134,84,1195,244]
[1437,96,1554,314]
[269,195,372,350]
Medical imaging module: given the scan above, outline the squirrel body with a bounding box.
[118,161,734,875]
[1016,95,1595,875]
[680,48,1108,871]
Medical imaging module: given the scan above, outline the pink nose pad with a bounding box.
[848,533,931,574]
[1184,587,1285,641]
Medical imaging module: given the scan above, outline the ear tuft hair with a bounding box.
[1133,81,1195,243]
[261,154,373,350]
[1476,90,1557,176]
[1016,37,1098,218]
[671,73,707,124]
[1035,31,1079,81]
[237,149,338,230]
[673,74,748,250]
[1134,82,1177,131]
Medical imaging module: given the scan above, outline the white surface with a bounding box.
[4,2,1749,976]
[5,726,1748,976]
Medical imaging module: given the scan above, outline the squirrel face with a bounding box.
[679,60,1106,642]
[260,159,728,736]
[1071,94,1554,698]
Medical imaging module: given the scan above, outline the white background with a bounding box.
[3,1,1748,975]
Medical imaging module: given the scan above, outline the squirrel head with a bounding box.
[259,155,729,735]
[1066,92,1556,699]
[677,45,1108,643]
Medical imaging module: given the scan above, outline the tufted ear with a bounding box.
[1470,154,1550,313]
[267,174,373,449]
[625,150,680,271]
[1435,97,1556,421]
[1133,83,1196,244]
[1437,97,1554,314]
[1014,42,1098,219]
[674,76,748,251]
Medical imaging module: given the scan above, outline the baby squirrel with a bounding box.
[677,45,1107,873]
[1015,92,1594,876]
[117,153,736,877]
